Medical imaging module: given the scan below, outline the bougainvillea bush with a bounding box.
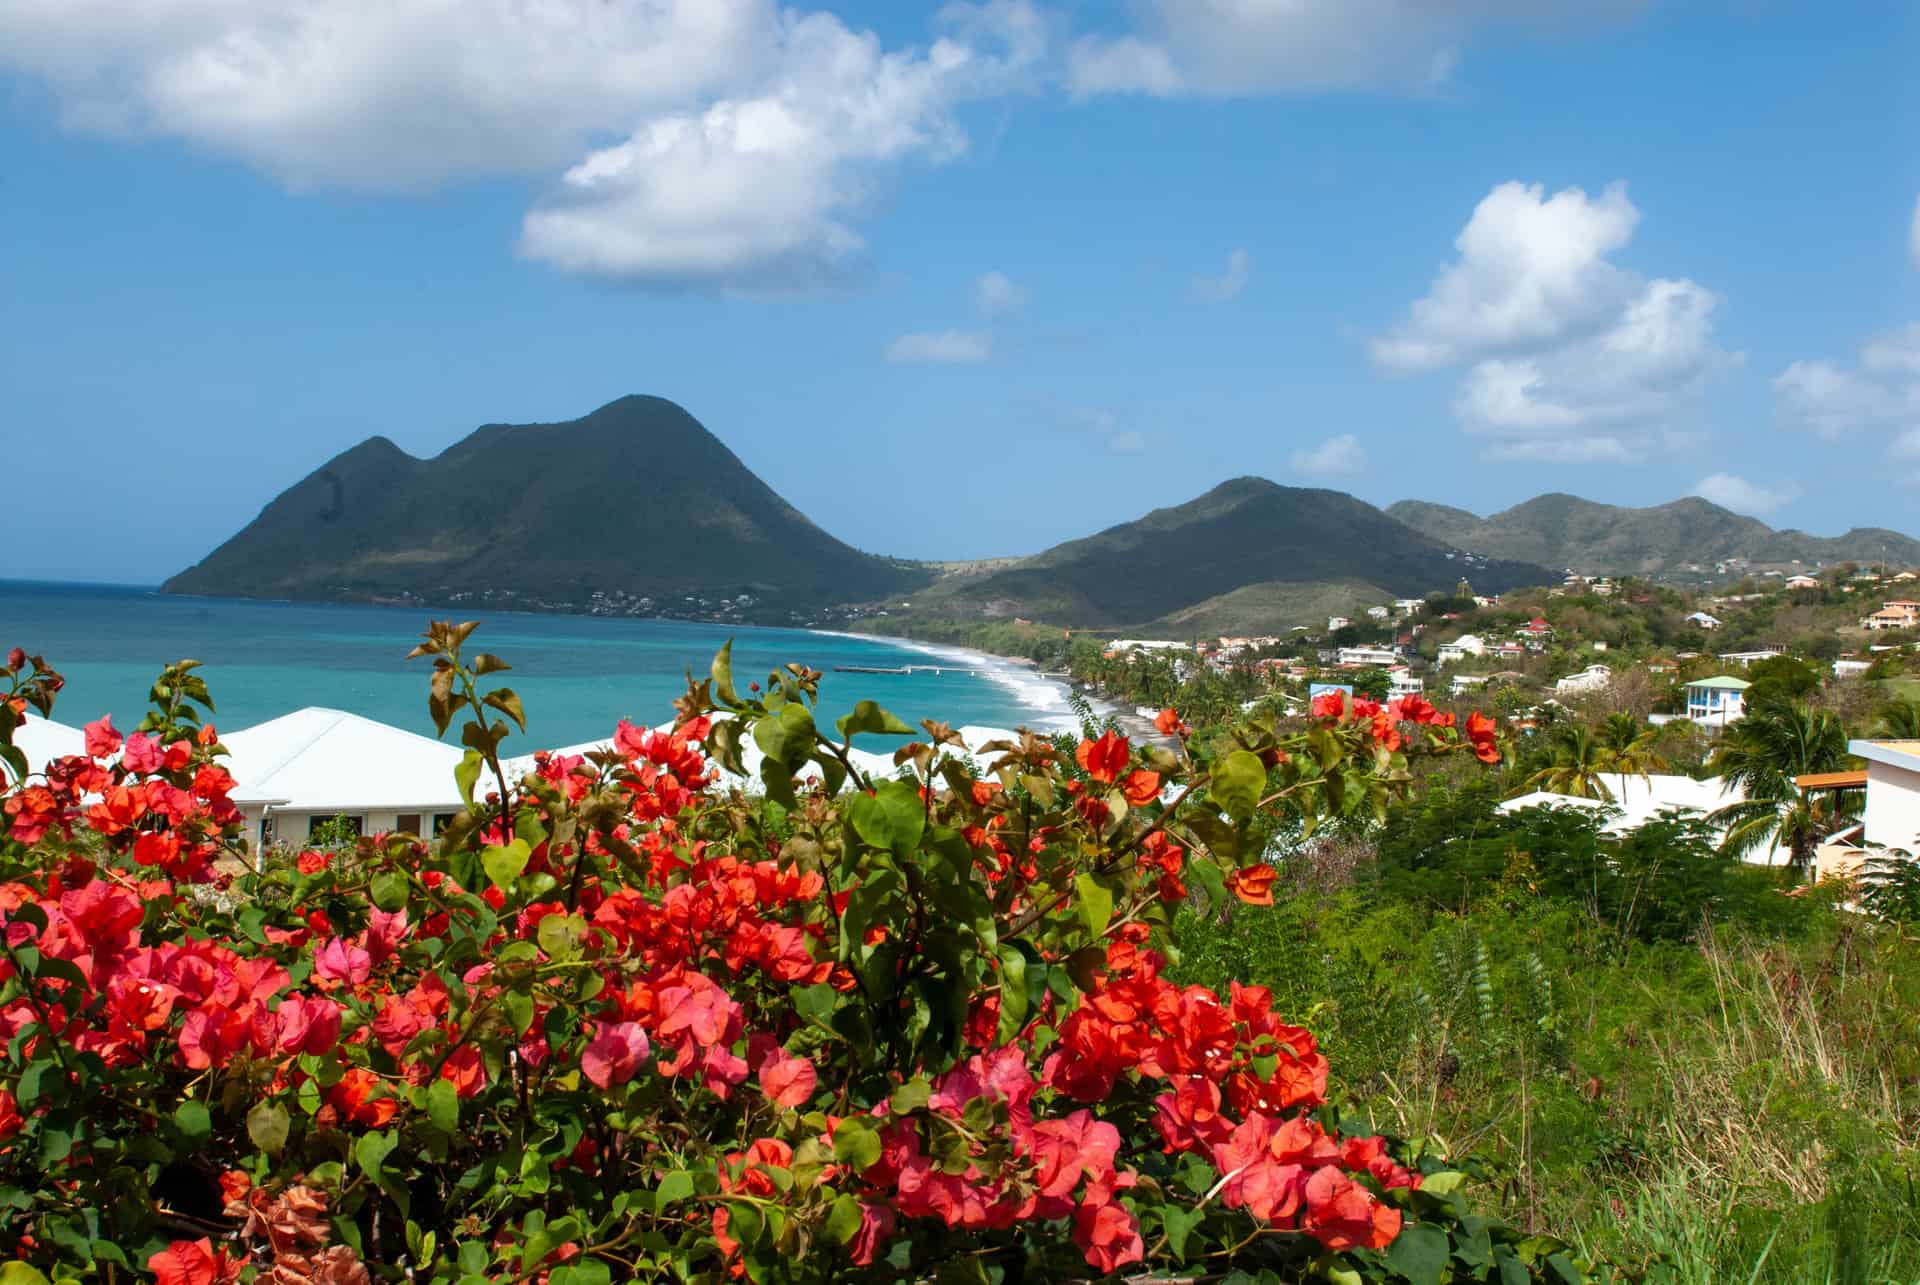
[0,629,1587,1284]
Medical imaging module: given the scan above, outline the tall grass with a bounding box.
[1171,895,1920,1281]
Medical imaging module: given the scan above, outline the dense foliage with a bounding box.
[0,630,1594,1284]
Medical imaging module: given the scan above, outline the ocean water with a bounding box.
[0,582,1072,748]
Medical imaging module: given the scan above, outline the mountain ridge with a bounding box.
[163,395,926,607]
[1385,492,1920,576]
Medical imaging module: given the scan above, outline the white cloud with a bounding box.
[1773,320,1920,446]
[884,329,993,365]
[1289,433,1368,476]
[0,0,1045,290]
[1066,0,1641,98]
[1108,429,1147,454]
[1191,248,1251,303]
[974,270,1026,318]
[1691,473,1796,518]
[1372,181,1736,463]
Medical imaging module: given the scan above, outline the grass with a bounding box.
[1170,887,1920,1281]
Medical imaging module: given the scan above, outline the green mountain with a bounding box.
[163,396,926,607]
[1386,493,1920,577]
[918,478,1552,632]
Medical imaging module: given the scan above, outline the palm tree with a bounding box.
[1708,696,1860,876]
[1876,697,1920,740]
[1598,712,1670,780]
[1521,724,1617,800]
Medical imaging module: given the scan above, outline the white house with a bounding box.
[1786,575,1821,591]
[222,708,467,852]
[1326,616,1352,631]
[1499,773,1787,865]
[1450,673,1489,696]
[1862,602,1920,631]
[1683,676,1749,727]
[1685,612,1722,630]
[1335,645,1399,668]
[1718,648,1784,666]
[1852,740,1920,853]
[1365,606,1391,621]
[1436,634,1487,664]
[1387,670,1424,698]
[11,715,84,777]
[1833,659,1873,679]
[1392,599,1426,616]
[1553,664,1612,695]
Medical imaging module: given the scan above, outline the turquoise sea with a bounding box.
[0,582,1072,748]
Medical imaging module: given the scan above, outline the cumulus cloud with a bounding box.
[884,329,993,365]
[1066,0,1642,98]
[1191,248,1251,303]
[0,0,1045,290]
[1691,473,1796,518]
[1773,321,1920,457]
[974,270,1026,318]
[1289,434,1368,476]
[1371,181,1736,463]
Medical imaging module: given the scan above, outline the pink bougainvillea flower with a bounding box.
[757,1049,818,1108]
[581,1020,651,1090]
[84,715,123,760]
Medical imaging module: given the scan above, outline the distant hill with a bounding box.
[919,478,1553,632]
[1386,493,1920,577]
[164,396,926,606]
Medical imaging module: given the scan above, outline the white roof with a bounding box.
[1499,772,1787,864]
[503,720,1043,795]
[13,715,84,775]
[221,708,465,813]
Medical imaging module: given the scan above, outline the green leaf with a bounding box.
[246,1100,290,1154]
[454,750,484,807]
[356,1130,399,1181]
[994,944,1029,1045]
[832,1116,882,1172]
[370,870,410,912]
[711,642,740,707]
[655,1171,695,1212]
[752,703,817,768]
[1074,873,1114,938]
[1209,750,1267,821]
[172,1100,211,1147]
[483,688,526,732]
[847,779,925,857]
[836,700,914,740]
[481,838,531,891]
[536,913,585,962]
[824,1194,863,1245]
[503,990,535,1037]
[426,1079,459,1134]
[0,1263,52,1285]
[1161,1205,1204,1261]
[1419,1170,1468,1197]
[1384,1223,1450,1285]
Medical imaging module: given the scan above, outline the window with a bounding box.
[432,813,458,836]
[397,813,423,836]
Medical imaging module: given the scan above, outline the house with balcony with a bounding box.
[1553,664,1613,695]
[1862,601,1920,631]
[1683,676,1750,727]
[1436,634,1487,664]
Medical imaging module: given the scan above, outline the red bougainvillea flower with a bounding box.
[147,1238,246,1285]
[1074,730,1130,784]
[120,731,162,775]
[1228,865,1277,906]
[1303,1165,1402,1251]
[84,715,123,760]
[1153,708,1189,737]
[581,1020,651,1090]
[1119,769,1162,806]
[330,1067,399,1128]
[0,1089,20,1142]
[1073,1197,1144,1274]
[757,1048,818,1108]
[1309,690,1345,720]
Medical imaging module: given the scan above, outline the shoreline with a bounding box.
[834,626,1176,749]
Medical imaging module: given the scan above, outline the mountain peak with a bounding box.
[163,399,924,607]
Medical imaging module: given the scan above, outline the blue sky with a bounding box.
[3,0,1918,583]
